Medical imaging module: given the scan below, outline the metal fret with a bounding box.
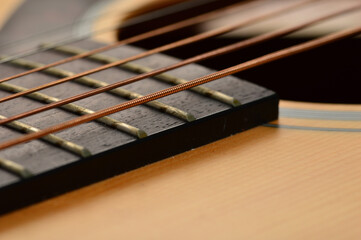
[0,114,91,157]
[0,157,33,179]
[4,57,195,122]
[0,81,147,139]
[46,44,241,107]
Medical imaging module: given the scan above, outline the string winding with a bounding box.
[0,0,360,151]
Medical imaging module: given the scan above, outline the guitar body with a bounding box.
[0,0,361,239]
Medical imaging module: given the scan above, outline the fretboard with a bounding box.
[0,40,277,214]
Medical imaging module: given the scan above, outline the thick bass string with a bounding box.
[0,0,361,148]
[1,24,361,150]
[0,0,315,104]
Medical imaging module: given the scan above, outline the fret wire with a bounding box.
[0,81,147,139]
[0,115,91,157]
[0,0,316,104]
[47,44,240,107]
[4,58,195,122]
[0,157,33,179]
[0,0,259,82]
[0,2,358,127]
[1,24,360,151]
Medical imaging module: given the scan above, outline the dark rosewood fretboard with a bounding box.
[0,40,278,214]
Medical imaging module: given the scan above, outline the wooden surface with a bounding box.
[0,0,24,30]
[1,101,361,240]
[1,0,361,239]
[0,39,276,212]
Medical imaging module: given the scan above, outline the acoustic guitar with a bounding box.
[0,0,360,239]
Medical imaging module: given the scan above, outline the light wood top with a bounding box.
[0,101,361,239]
[1,1,361,239]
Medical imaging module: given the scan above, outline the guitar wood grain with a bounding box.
[1,101,361,239]
[0,1,361,239]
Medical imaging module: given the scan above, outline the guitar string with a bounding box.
[0,0,221,64]
[0,0,150,49]
[0,0,358,172]
[0,0,316,103]
[0,0,307,177]
[0,3,360,126]
[0,80,148,139]
[0,1,359,176]
[0,0,228,177]
[3,58,196,123]
[1,24,360,150]
[0,0,260,83]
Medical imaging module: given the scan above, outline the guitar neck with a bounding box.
[0,37,277,213]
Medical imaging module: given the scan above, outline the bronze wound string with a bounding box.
[0,0,225,64]
[0,2,360,126]
[0,0,260,83]
[1,24,360,150]
[3,58,197,123]
[0,0,360,155]
[0,0,316,104]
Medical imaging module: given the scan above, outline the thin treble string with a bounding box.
[0,0,317,104]
[0,2,360,126]
[0,0,161,49]
[0,25,360,150]
[0,0,220,64]
[0,0,258,84]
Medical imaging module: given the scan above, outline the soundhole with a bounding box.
[166,38,361,104]
[118,1,361,104]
